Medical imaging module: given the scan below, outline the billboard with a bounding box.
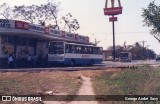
[104,7,122,15]
[15,21,29,30]
[109,17,117,22]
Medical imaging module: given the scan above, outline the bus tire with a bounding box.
[70,60,75,67]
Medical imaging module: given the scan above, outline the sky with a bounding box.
[0,0,160,54]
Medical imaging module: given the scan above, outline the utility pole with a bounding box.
[112,15,115,61]
[146,45,149,60]
[140,41,147,60]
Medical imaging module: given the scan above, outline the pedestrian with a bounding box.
[8,54,14,68]
[27,54,32,67]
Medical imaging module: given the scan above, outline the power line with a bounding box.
[78,32,148,35]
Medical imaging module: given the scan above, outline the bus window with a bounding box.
[81,46,85,53]
[49,42,64,54]
[65,44,75,53]
[83,47,88,54]
[88,47,92,54]
[92,48,97,54]
[65,44,70,53]
[71,45,75,53]
[99,47,103,54]
[75,45,81,53]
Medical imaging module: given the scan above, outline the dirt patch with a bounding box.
[0,68,123,104]
[0,71,82,96]
[67,75,98,104]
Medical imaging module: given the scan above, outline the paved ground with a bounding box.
[100,60,160,67]
[0,60,160,72]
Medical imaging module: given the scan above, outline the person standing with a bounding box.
[8,54,14,68]
[27,54,32,67]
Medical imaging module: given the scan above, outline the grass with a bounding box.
[92,65,160,104]
[0,71,82,104]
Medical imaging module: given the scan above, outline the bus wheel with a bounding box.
[90,60,94,66]
[70,60,75,67]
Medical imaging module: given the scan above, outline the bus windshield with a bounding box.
[119,53,128,57]
[49,42,64,54]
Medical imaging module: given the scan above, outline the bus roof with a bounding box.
[50,41,102,48]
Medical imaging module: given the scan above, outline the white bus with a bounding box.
[47,41,103,66]
[119,52,132,62]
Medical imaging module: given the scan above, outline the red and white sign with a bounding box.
[15,21,29,30]
[45,27,49,34]
[109,17,117,22]
[61,31,66,37]
[104,7,122,15]
[75,34,78,40]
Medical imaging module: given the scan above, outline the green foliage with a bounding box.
[0,1,80,32]
[93,66,160,104]
[142,1,160,42]
[13,5,39,23]
[62,13,80,32]
[106,42,156,60]
[129,42,156,60]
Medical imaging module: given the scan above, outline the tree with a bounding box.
[142,1,160,42]
[129,42,144,60]
[13,0,60,26]
[13,5,38,23]
[128,42,156,60]
[0,3,14,19]
[62,13,80,32]
[37,0,60,28]
[0,1,80,32]
[107,45,124,58]
[106,42,156,60]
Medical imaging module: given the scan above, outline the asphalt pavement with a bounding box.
[0,60,160,72]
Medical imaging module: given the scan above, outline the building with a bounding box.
[0,19,91,67]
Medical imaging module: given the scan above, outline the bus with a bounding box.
[119,52,132,62]
[48,41,103,66]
